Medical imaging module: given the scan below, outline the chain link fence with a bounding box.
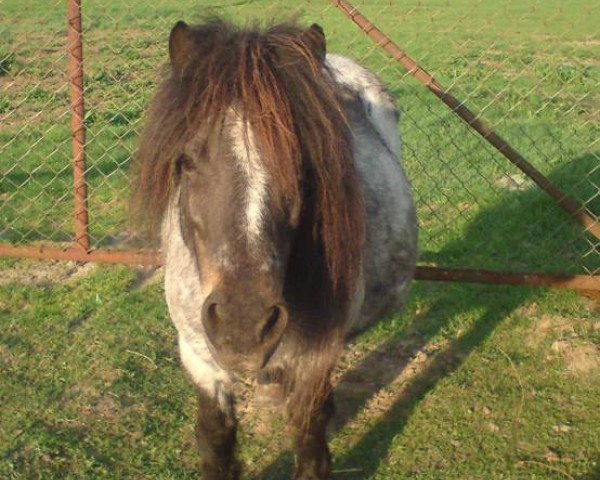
[1,1,598,283]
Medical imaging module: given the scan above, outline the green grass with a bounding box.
[0,264,598,479]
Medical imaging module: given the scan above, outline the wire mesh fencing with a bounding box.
[0,1,598,282]
[1,1,73,246]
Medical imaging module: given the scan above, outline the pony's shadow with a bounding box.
[254,156,596,479]
[330,282,529,478]
[255,282,531,479]
[576,457,600,480]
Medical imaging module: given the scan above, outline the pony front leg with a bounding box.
[178,339,240,479]
[288,390,335,480]
[195,386,240,480]
[284,357,337,480]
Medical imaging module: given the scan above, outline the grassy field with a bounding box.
[1,0,599,479]
[0,261,599,479]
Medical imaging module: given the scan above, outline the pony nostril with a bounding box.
[204,303,220,330]
[260,308,279,342]
[259,305,288,343]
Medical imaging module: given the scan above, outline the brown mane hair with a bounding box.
[131,18,365,299]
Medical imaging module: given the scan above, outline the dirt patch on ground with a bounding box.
[527,314,578,348]
[0,259,96,286]
[528,314,600,377]
[567,39,600,48]
[580,293,600,313]
[59,379,145,428]
[552,342,600,376]
[529,310,599,336]
[89,395,123,423]
[0,344,15,367]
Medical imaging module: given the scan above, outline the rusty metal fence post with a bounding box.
[67,0,90,252]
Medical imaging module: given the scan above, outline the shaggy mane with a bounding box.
[131,18,365,299]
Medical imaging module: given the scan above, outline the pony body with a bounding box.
[133,19,417,480]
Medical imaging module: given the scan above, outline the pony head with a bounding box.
[132,19,364,373]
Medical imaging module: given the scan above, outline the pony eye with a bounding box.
[177,154,196,172]
[179,141,210,173]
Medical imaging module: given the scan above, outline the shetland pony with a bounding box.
[132,19,417,480]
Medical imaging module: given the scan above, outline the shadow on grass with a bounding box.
[578,459,600,480]
[0,149,133,245]
[331,284,528,479]
[256,282,532,480]
[420,152,600,275]
[256,156,597,479]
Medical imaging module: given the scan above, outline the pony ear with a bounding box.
[169,21,194,74]
[304,23,326,61]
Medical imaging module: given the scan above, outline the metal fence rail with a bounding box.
[1,0,598,291]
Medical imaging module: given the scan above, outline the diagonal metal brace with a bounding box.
[331,0,600,241]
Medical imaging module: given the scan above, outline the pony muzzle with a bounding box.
[201,293,288,373]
